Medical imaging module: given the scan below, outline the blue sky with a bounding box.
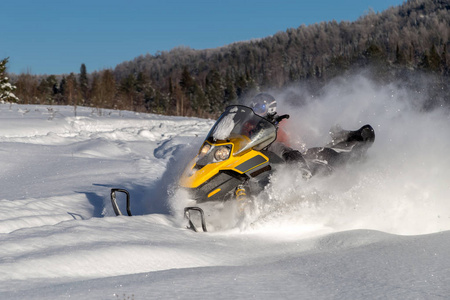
[2,0,405,75]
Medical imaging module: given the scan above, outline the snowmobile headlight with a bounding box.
[199,143,211,156]
[214,146,231,161]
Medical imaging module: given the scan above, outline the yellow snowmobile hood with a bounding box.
[179,141,269,190]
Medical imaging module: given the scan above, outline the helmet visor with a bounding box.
[251,102,268,116]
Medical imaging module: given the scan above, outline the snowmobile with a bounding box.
[179,105,290,231]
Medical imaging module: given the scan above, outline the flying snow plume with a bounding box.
[248,73,450,235]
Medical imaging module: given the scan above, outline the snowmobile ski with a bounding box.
[110,188,132,216]
[184,207,207,232]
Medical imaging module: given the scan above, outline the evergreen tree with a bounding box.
[37,75,58,104]
[420,45,441,72]
[179,66,195,113]
[190,83,207,114]
[119,73,137,110]
[428,44,441,72]
[58,77,67,104]
[0,58,19,103]
[99,69,117,109]
[89,73,101,111]
[395,44,407,65]
[224,71,237,105]
[79,63,89,105]
[441,45,448,75]
[205,69,225,114]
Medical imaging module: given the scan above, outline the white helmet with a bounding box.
[250,93,277,117]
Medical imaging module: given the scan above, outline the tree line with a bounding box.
[8,0,450,116]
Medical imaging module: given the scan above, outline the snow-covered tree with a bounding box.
[0,57,19,103]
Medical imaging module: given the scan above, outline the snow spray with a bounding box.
[252,72,450,235]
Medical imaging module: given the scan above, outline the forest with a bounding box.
[6,0,450,117]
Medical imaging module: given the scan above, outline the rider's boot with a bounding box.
[330,124,375,144]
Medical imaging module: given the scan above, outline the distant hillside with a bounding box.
[12,0,450,116]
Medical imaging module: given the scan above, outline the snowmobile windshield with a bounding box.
[206,105,277,155]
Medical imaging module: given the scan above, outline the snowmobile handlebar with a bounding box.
[273,114,290,125]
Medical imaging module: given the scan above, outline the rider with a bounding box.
[249,92,375,177]
[249,93,312,178]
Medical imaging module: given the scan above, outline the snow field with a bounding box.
[1,74,450,299]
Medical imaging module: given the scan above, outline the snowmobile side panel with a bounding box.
[207,188,222,198]
[235,154,267,173]
[190,170,246,203]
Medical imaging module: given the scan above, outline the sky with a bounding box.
[1,0,405,75]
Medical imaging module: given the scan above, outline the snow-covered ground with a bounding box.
[1,76,450,299]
